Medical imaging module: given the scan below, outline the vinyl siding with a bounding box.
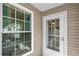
[67,4,79,56]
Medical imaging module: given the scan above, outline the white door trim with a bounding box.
[43,11,67,56]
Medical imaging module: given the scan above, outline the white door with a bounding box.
[43,11,67,56]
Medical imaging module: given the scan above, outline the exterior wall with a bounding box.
[19,3,42,56]
[67,4,79,56]
[42,3,79,56]
[1,3,79,56]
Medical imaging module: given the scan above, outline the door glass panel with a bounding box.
[51,36,56,50]
[51,27,56,35]
[56,20,59,35]
[56,37,59,51]
[48,21,51,27]
[48,27,51,34]
[51,20,56,27]
[48,21,51,34]
[47,36,51,48]
[47,36,55,50]
[47,19,59,52]
[2,33,15,56]
[51,20,56,35]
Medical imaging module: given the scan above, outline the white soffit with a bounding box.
[31,3,64,11]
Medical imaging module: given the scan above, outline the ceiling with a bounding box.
[31,3,64,12]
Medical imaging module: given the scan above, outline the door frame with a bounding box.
[43,11,67,56]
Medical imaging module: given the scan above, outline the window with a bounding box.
[47,19,59,51]
[2,4,33,56]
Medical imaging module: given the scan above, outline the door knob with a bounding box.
[61,37,64,41]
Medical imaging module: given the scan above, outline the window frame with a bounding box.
[0,3,34,56]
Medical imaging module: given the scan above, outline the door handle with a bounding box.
[61,37,64,41]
